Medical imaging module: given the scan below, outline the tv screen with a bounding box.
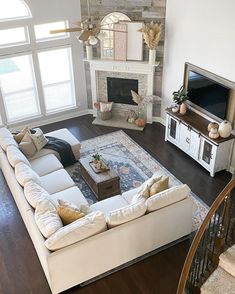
[187,70,230,120]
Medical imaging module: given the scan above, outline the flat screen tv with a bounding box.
[185,68,230,120]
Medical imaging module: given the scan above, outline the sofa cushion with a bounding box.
[24,181,50,208]
[0,127,19,151]
[29,148,60,161]
[7,145,30,167]
[19,131,37,157]
[35,199,63,238]
[146,184,191,213]
[57,199,85,225]
[15,162,41,187]
[30,154,63,176]
[44,211,107,251]
[106,199,147,228]
[91,195,129,215]
[30,128,48,151]
[50,186,88,208]
[40,169,75,194]
[121,187,139,204]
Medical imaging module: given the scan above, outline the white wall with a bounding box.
[162,0,235,118]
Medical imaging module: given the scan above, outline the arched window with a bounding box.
[100,12,131,59]
[0,0,31,21]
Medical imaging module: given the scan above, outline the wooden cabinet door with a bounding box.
[199,137,217,172]
[189,130,201,160]
[179,123,190,152]
[166,115,180,144]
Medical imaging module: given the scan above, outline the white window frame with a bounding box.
[38,45,77,114]
[0,2,80,126]
[0,0,32,22]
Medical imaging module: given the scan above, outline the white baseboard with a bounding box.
[9,109,90,132]
[229,165,235,175]
[152,116,166,126]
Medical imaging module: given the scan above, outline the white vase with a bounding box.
[218,120,232,138]
[149,49,156,64]
[86,45,93,60]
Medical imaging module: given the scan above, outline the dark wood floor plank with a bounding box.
[0,115,232,294]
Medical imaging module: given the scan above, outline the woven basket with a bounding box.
[98,111,112,121]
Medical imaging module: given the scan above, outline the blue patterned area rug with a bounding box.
[66,130,208,231]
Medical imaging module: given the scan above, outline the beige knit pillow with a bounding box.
[57,199,85,225]
[149,176,169,196]
[19,131,37,157]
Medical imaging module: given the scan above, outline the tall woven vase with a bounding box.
[149,49,156,64]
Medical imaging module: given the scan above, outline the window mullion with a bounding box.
[27,23,46,117]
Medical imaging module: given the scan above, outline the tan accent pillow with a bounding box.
[57,199,85,225]
[30,128,48,151]
[149,176,169,196]
[19,131,37,157]
[13,127,29,143]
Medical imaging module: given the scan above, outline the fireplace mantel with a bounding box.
[84,58,160,123]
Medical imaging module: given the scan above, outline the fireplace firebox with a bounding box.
[107,77,138,105]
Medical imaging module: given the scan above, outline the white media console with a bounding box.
[165,109,235,177]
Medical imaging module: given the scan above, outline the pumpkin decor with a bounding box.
[208,122,219,132]
[209,127,219,139]
[135,118,146,127]
[208,122,220,139]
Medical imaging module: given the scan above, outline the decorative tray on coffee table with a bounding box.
[89,161,110,174]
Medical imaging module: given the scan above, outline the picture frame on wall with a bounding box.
[122,21,144,61]
[113,23,127,61]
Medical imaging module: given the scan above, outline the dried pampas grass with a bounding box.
[139,21,162,50]
[131,90,143,105]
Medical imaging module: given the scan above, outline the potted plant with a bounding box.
[172,86,189,115]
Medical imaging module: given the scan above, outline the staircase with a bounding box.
[177,177,235,294]
[201,245,235,293]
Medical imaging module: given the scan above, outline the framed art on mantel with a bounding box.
[125,21,143,61]
[113,23,127,61]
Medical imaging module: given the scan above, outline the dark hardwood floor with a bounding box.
[0,115,232,294]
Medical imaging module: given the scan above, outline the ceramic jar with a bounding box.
[219,120,232,138]
[179,102,187,115]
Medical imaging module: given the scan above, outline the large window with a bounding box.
[0,55,40,121]
[100,12,130,59]
[38,48,75,113]
[0,1,79,126]
[0,0,31,21]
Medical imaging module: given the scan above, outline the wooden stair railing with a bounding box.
[177,177,235,294]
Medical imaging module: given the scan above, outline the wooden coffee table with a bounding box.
[80,155,121,200]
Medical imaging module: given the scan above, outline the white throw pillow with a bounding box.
[44,211,107,251]
[106,199,147,228]
[146,184,191,213]
[30,128,48,151]
[35,199,63,238]
[7,145,31,168]
[24,181,49,208]
[0,127,19,151]
[131,175,162,204]
[19,131,37,157]
[15,162,41,187]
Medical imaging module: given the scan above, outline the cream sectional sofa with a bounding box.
[0,127,194,294]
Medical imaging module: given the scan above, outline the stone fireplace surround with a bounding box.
[86,59,160,124]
